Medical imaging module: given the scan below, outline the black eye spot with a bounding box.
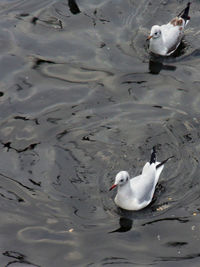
[120,179,123,182]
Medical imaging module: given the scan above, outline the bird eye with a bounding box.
[155,32,157,35]
[120,179,123,182]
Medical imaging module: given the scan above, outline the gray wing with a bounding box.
[130,163,156,204]
[161,23,183,55]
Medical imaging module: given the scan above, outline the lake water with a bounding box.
[1,0,200,266]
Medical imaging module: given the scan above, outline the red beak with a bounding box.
[146,35,152,41]
[109,184,117,191]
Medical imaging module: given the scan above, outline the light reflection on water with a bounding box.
[0,0,200,266]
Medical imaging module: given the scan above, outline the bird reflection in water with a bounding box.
[68,0,81,15]
[148,41,188,74]
[110,217,133,233]
[149,55,176,74]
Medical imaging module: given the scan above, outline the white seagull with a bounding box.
[109,147,172,211]
[147,2,191,56]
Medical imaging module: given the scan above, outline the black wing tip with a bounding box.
[150,146,157,164]
[152,146,156,152]
[179,2,191,21]
[156,156,174,169]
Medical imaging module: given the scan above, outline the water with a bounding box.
[0,0,200,266]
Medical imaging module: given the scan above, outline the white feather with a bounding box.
[148,3,190,56]
[111,161,164,211]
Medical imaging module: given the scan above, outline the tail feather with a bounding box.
[156,156,174,169]
[178,2,191,22]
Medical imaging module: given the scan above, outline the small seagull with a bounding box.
[109,147,173,211]
[147,2,191,56]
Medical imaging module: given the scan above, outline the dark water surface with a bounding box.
[1,0,200,266]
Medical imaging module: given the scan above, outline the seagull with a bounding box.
[147,2,191,56]
[109,147,173,211]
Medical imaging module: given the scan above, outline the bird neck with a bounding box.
[150,37,166,55]
[118,181,132,195]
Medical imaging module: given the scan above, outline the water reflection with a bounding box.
[68,0,81,15]
[110,217,133,233]
[1,0,200,266]
[149,59,176,74]
[149,53,177,74]
[142,217,189,226]
[3,250,39,267]
[148,40,189,74]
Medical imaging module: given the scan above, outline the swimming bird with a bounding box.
[147,2,191,56]
[109,147,172,211]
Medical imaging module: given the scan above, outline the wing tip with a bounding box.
[178,2,191,22]
[156,156,174,169]
[150,146,157,164]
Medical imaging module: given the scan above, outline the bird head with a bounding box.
[109,171,130,191]
[147,25,162,40]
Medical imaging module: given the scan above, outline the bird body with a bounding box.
[147,2,191,56]
[115,163,163,210]
[109,148,172,211]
